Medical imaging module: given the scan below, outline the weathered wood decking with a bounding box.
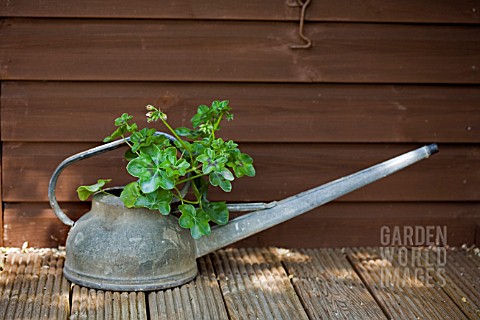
[0,246,478,319]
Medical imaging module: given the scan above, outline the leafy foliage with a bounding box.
[77,100,255,238]
[76,179,111,201]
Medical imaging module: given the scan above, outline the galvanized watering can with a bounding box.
[49,134,438,291]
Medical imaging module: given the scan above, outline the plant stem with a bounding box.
[214,114,223,131]
[177,173,205,185]
[211,114,223,140]
[160,118,195,163]
[180,198,199,205]
[191,181,203,210]
[162,120,190,151]
[121,135,140,156]
[174,187,199,205]
[186,167,201,174]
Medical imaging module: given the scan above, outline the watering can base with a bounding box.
[63,263,198,291]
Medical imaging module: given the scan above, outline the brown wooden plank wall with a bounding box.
[0,1,479,247]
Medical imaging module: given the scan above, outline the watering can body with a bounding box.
[63,193,198,291]
[49,133,438,291]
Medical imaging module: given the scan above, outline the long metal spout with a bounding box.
[195,144,439,258]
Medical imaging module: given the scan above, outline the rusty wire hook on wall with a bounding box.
[289,0,312,49]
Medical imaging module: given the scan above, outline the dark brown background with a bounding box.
[1,1,479,247]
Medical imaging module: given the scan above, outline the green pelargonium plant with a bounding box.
[77,100,255,239]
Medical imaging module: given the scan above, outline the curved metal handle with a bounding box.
[48,132,176,226]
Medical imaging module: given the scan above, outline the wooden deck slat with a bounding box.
[112,292,122,319]
[213,248,308,319]
[250,247,306,318]
[13,253,35,319]
[276,248,386,319]
[1,252,22,319]
[24,254,42,318]
[426,248,480,319]
[0,247,479,318]
[219,249,263,319]
[70,285,81,319]
[104,291,114,319]
[70,287,147,320]
[347,247,470,319]
[147,255,228,320]
[0,249,69,320]
[310,248,386,318]
[199,256,229,319]
[385,249,462,319]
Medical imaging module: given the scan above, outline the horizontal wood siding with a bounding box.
[4,202,479,248]
[1,2,479,247]
[3,143,478,203]
[1,20,479,83]
[2,82,479,143]
[1,0,479,24]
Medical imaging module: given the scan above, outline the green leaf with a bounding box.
[130,128,156,152]
[140,171,174,193]
[191,141,206,155]
[178,204,211,239]
[190,221,210,239]
[126,149,175,193]
[219,179,232,192]
[76,179,111,201]
[126,122,138,133]
[139,144,164,165]
[204,202,229,225]
[209,173,232,192]
[175,159,190,175]
[175,127,200,140]
[239,153,254,164]
[190,210,211,239]
[209,172,222,187]
[120,182,141,208]
[192,105,209,128]
[178,204,196,228]
[127,156,152,178]
[220,168,234,181]
[173,139,191,154]
[103,126,126,143]
[228,151,256,178]
[114,113,133,126]
[135,189,173,215]
[220,100,229,108]
[124,149,138,161]
[179,214,195,229]
[157,202,171,215]
[199,149,227,175]
[179,204,196,217]
[175,127,192,136]
[104,113,137,142]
